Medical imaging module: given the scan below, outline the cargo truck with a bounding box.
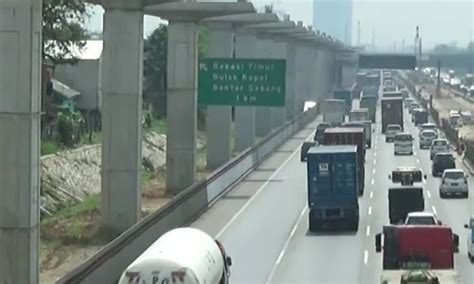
[360,94,378,122]
[387,167,426,224]
[322,99,346,125]
[333,89,352,113]
[381,97,403,133]
[383,91,403,98]
[388,187,425,224]
[362,85,379,97]
[306,145,359,232]
[118,227,232,284]
[342,121,372,148]
[367,74,381,88]
[413,108,428,126]
[376,225,460,283]
[324,127,365,195]
[349,109,369,122]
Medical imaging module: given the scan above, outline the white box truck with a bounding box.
[322,99,345,125]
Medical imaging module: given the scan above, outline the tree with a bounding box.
[42,0,90,64]
[144,25,168,117]
[143,24,209,117]
[468,41,474,52]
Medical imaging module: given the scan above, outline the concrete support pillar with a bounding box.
[234,28,256,152]
[294,43,307,114]
[0,1,41,282]
[285,42,296,120]
[166,21,198,193]
[308,45,318,101]
[101,8,143,233]
[271,39,287,128]
[255,37,273,136]
[206,24,233,169]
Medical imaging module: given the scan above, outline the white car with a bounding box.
[385,124,402,142]
[394,133,413,155]
[419,123,437,133]
[405,212,442,225]
[430,139,450,160]
[419,130,437,149]
[464,217,474,261]
[439,169,469,198]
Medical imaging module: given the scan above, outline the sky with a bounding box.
[86,0,474,50]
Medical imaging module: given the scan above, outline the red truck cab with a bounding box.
[324,127,366,196]
[375,225,459,270]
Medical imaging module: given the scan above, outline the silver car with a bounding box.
[385,124,402,142]
[419,130,437,149]
[430,139,450,160]
[439,169,469,198]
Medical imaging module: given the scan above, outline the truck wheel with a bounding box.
[464,192,469,198]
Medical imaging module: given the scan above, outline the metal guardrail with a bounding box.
[57,107,319,284]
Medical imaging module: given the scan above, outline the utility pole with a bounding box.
[357,20,361,46]
[415,26,419,55]
[372,28,375,51]
[418,37,423,69]
[436,60,441,98]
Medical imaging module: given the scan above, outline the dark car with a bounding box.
[431,153,456,177]
[300,141,317,162]
[314,123,330,144]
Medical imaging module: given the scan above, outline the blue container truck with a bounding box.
[306,145,360,232]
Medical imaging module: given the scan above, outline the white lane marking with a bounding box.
[366,226,371,236]
[414,152,417,156]
[374,159,377,165]
[216,129,314,238]
[374,152,377,158]
[432,206,437,214]
[368,206,372,215]
[364,250,369,264]
[416,159,420,164]
[372,168,376,174]
[371,178,375,185]
[427,190,432,198]
[370,191,374,199]
[265,206,307,284]
[423,179,427,184]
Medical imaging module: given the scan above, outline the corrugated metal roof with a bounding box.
[51,79,80,99]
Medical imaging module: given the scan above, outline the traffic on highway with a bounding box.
[117,70,474,283]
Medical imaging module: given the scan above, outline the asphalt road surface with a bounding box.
[192,104,474,283]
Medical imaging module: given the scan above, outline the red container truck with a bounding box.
[375,225,459,270]
[323,127,365,196]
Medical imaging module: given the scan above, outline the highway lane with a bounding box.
[403,111,474,283]
[193,97,473,284]
[191,118,321,284]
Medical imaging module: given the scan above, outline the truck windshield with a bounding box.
[406,217,436,225]
[421,131,436,138]
[433,140,447,146]
[387,126,401,131]
[395,134,412,141]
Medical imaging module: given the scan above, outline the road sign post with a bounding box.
[198,58,286,107]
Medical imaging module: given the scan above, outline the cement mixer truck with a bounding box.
[118,227,232,284]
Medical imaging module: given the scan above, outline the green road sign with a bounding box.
[198,58,286,107]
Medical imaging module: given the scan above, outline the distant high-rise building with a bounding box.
[313,0,353,45]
